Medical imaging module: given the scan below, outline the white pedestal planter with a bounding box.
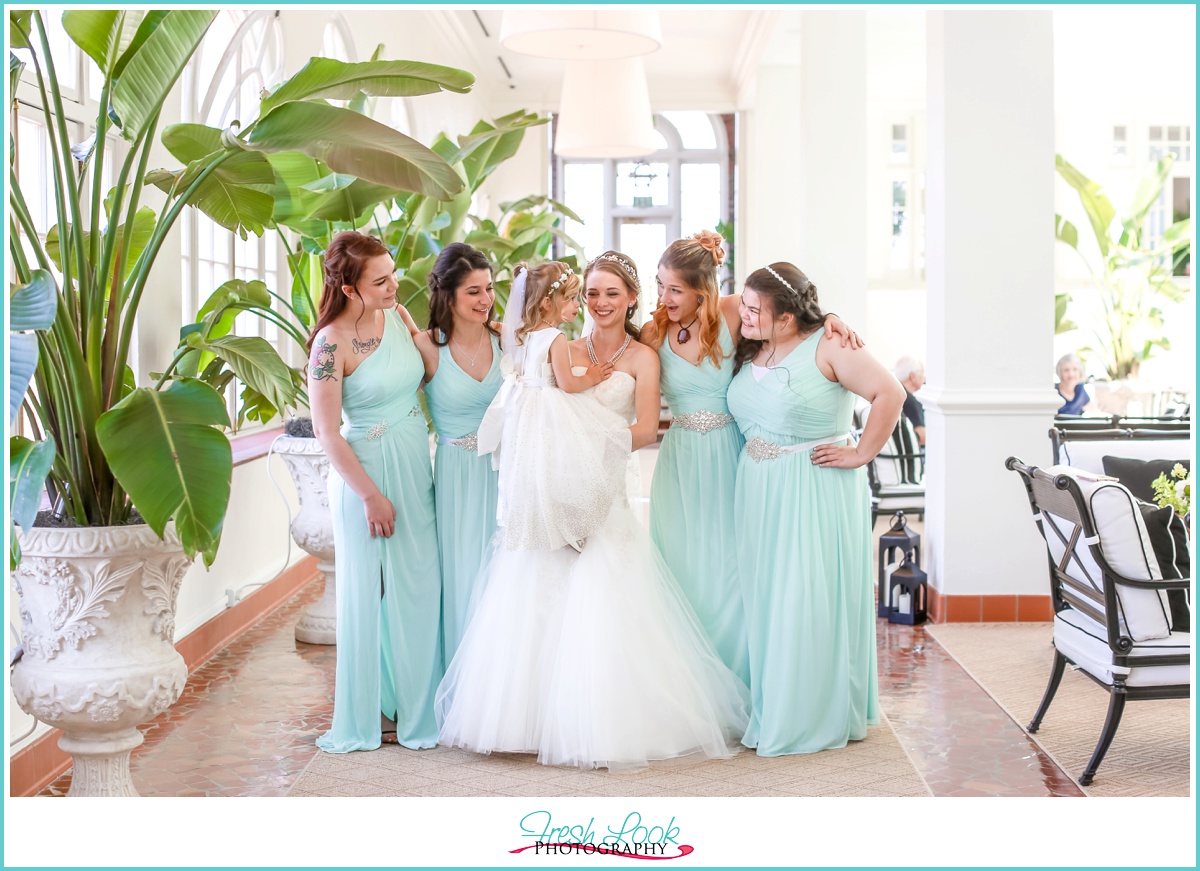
[11,524,191,797]
[274,435,336,645]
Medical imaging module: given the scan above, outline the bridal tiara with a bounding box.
[549,265,574,292]
[589,253,638,281]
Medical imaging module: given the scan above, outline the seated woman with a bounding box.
[1055,352,1093,415]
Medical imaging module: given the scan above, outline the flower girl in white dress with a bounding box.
[435,261,749,770]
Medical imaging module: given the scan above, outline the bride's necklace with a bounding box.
[676,314,699,344]
[586,332,632,365]
[451,328,487,368]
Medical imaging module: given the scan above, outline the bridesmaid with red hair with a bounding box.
[641,230,861,686]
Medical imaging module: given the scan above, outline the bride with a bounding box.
[434,254,749,770]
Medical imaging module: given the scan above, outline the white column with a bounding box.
[923,11,1061,616]
[797,10,868,328]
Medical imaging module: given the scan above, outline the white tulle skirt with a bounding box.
[435,503,751,770]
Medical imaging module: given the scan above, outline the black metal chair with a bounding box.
[858,408,924,528]
[1007,457,1190,786]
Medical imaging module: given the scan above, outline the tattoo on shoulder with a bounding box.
[311,335,338,382]
[352,336,381,355]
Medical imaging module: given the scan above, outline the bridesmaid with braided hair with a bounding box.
[729,262,904,756]
[641,230,861,685]
[413,242,504,665]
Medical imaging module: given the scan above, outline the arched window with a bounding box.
[181,11,288,426]
[554,111,734,318]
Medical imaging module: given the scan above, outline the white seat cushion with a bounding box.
[1041,465,1172,641]
[1059,439,1191,477]
[1054,608,1191,688]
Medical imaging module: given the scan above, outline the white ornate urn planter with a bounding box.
[274,434,336,645]
[11,523,191,797]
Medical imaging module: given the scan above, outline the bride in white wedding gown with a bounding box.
[435,258,749,771]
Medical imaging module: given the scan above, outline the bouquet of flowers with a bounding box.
[1151,463,1191,519]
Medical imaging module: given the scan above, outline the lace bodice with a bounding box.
[585,371,637,423]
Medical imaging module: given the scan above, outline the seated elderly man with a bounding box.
[894,356,926,446]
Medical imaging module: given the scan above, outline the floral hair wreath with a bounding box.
[588,252,639,282]
[549,264,574,292]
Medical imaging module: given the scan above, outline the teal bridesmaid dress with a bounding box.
[316,308,443,753]
[650,318,750,686]
[727,331,880,756]
[424,332,503,664]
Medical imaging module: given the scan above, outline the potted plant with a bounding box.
[1055,153,1191,411]
[8,8,474,794]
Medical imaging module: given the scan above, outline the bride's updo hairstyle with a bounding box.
[513,260,581,345]
[733,262,825,374]
[651,229,727,366]
[583,250,642,341]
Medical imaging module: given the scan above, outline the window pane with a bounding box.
[617,222,668,324]
[1167,126,1181,142]
[1113,125,1126,141]
[892,124,907,142]
[44,13,80,93]
[891,181,910,271]
[1150,126,1163,140]
[616,162,669,207]
[661,111,716,150]
[680,163,720,237]
[562,162,605,261]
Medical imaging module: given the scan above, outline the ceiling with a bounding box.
[447,9,775,112]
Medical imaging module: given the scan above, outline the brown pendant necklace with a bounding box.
[677,315,699,344]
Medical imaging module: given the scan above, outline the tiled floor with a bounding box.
[39,575,1083,797]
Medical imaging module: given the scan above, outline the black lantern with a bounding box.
[878,511,921,617]
[887,552,928,625]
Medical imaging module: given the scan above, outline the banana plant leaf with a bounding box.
[200,335,299,424]
[298,173,404,223]
[9,270,56,425]
[245,101,465,200]
[1055,154,1116,258]
[107,10,215,141]
[95,378,232,566]
[260,57,473,116]
[9,434,56,534]
[45,206,155,287]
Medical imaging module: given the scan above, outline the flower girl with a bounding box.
[436,261,749,770]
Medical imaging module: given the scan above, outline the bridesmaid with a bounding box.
[728,262,904,756]
[308,231,442,752]
[641,230,858,686]
[413,243,503,665]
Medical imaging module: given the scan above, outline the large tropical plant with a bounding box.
[276,109,587,352]
[1055,153,1191,380]
[8,9,474,566]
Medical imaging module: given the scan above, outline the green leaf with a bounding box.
[109,10,215,141]
[147,155,274,238]
[245,101,465,199]
[1054,214,1078,250]
[197,278,272,321]
[10,51,26,109]
[501,194,583,224]
[1125,154,1175,233]
[259,57,474,116]
[95,379,232,566]
[9,334,38,428]
[290,251,317,329]
[9,434,55,534]
[201,335,300,424]
[1055,154,1116,258]
[10,269,57,331]
[448,112,548,191]
[298,173,404,223]
[9,11,33,50]
[61,10,123,72]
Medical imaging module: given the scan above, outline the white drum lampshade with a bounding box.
[556,58,657,159]
[499,10,662,60]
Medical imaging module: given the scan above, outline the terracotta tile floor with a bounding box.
[40,576,1082,797]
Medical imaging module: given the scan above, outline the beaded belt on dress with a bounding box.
[671,409,735,434]
[363,405,422,440]
[436,432,479,452]
[744,432,851,463]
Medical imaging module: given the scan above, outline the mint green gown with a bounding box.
[424,333,503,664]
[316,308,442,753]
[650,319,750,685]
[726,332,879,756]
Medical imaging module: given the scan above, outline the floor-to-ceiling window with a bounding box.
[555,112,734,321]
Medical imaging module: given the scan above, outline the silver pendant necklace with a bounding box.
[452,329,486,368]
